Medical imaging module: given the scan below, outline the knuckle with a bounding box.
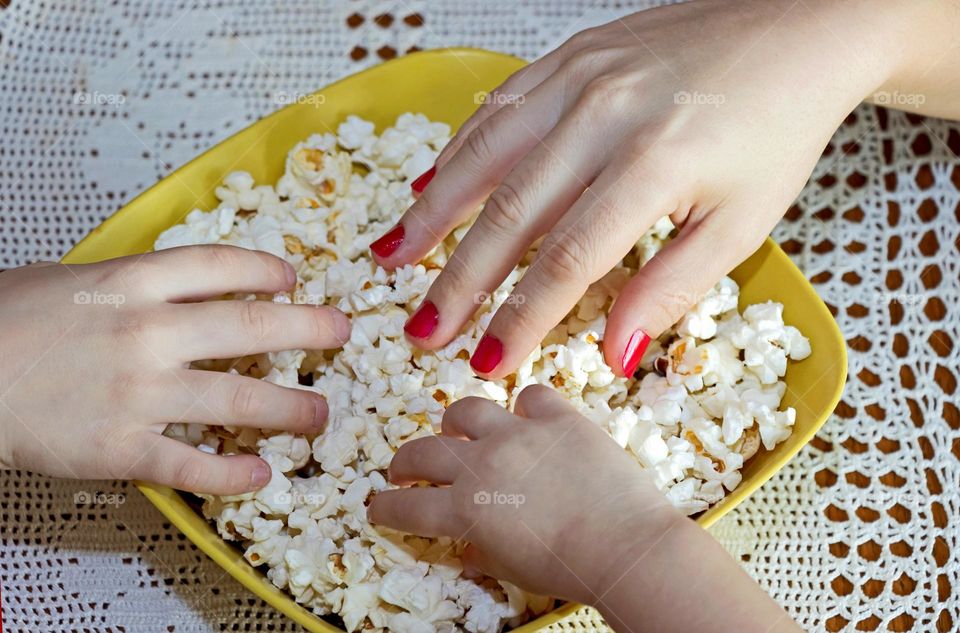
[646,284,695,330]
[106,371,143,407]
[562,27,601,55]
[490,292,538,334]
[202,244,242,271]
[452,491,477,526]
[562,47,610,83]
[175,456,207,491]
[228,381,260,420]
[476,441,509,474]
[112,311,165,351]
[238,301,271,341]
[435,260,476,298]
[463,125,497,167]
[93,425,132,479]
[537,235,589,281]
[578,73,633,114]
[408,189,441,228]
[93,258,143,288]
[481,181,528,235]
[310,307,339,344]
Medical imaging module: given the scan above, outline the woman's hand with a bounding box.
[368,385,680,604]
[0,245,350,494]
[371,0,948,379]
[368,385,801,633]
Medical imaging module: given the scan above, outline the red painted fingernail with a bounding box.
[411,165,436,194]
[470,333,503,374]
[370,223,404,258]
[620,329,651,377]
[404,300,439,339]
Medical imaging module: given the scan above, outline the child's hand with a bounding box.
[369,385,803,633]
[0,245,350,494]
[372,0,956,379]
[368,385,681,605]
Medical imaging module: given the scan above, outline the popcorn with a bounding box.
[157,113,810,632]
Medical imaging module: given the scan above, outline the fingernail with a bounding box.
[470,333,503,374]
[404,300,439,339]
[411,165,436,194]
[250,461,272,489]
[620,329,651,377]
[332,309,352,343]
[284,262,297,286]
[370,223,405,258]
[313,396,329,430]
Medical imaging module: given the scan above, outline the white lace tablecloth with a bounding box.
[1,1,958,632]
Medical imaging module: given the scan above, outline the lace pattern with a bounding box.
[1,1,957,631]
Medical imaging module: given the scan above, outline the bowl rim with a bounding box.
[64,46,848,633]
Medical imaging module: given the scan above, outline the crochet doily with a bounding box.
[1,1,957,632]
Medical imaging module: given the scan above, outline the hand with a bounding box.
[370,0,925,379]
[367,385,681,605]
[0,245,350,494]
[368,385,802,633]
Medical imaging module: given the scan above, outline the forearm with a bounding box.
[824,0,960,119]
[592,515,802,633]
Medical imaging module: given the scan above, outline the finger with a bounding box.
[404,104,615,350]
[170,301,350,361]
[604,210,764,376]
[513,384,574,419]
[442,396,514,439]
[367,487,463,538]
[369,73,569,269]
[388,436,472,485]
[159,370,327,434]
[434,49,569,172]
[471,160,677,378]
[131,435,272,495]
[125,245,296,302]
[461,543,511,580]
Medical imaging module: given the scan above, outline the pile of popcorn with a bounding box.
[158,113,811,633]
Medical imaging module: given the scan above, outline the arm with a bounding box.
[368,386,803,633]
[0,246,349,494]
[370,0,960,382]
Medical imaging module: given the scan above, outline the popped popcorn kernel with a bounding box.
[157,112,809,632]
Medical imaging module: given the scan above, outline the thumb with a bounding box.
[603,215,765,377]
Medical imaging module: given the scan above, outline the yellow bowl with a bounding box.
[63,48,847,633]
